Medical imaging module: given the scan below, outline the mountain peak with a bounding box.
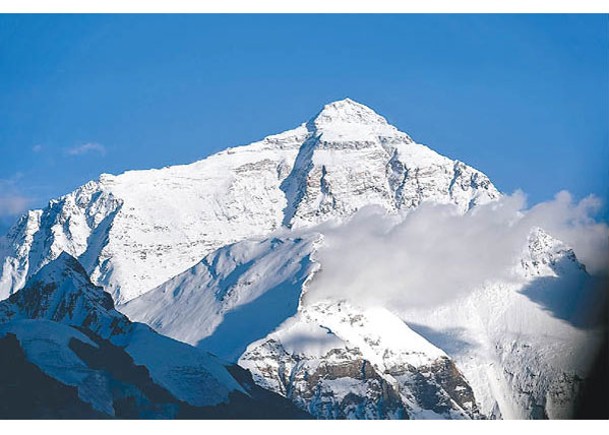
[311,98,390,129]
[30,252,95,293]
[1,253,121,336]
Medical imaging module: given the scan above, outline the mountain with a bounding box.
[0,98,499,304]
[121,235,321,362]
[0,98,601,419]
[122,226,600,419]
[397,228,602,419]
[120,233,481,419]
[239,300,481,419]
[0,253,309,419]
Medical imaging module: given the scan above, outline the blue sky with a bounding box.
[0,14,607,232]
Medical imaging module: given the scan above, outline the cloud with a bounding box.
[32,144,43,153]
[0,176,31,218]
[519,191,609,276]
[0,195,30,217]
[302,191,609,310]
[66,142,106,156]
[0,176,33,240]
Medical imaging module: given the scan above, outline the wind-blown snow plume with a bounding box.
[305,191,609,309]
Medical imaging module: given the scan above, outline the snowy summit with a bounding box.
[0,98,499,303]
[0,99,601,420]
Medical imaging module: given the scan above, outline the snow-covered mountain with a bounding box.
[397,228,601,419]
[121,226,600,419]
[240,300,481,419]
[122,235,321,362]
[0,98,601,419]
[120,232,481,419]
[0,98,499,304]
[0,253,309,418]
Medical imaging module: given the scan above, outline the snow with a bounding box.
[0,319,114,415]
[267,316,345,359]
[240,299,475,419]
[241,299,447,375]
[0,210,41,298]
[0,98,499,304]
[0,253,249,409]
[310,98,411,143]
[279,302,446,369]
[121,235,320,361]
[124,216,601,418]
[116,323,245,407]
[398,229,601,419]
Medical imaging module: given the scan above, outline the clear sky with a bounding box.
[0,14,607,233]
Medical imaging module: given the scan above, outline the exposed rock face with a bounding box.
[243,340,408,419]
[395,357,480,417]
[240,302,480,420]
[121,235,321,361]
[242,340,482,420]
[121,230,484,420]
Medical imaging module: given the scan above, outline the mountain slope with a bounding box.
[0,253,309,419]
[0,98,499,303]
[122,233,481,419]
[122,226,601,419]
[122,235,320,361]
[240,301,480,419]
[399,228,602,419]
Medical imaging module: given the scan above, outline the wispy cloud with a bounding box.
[32,144,43,153]
[0,195,30,216]
[0,176,31,218]
[66,142,106,156]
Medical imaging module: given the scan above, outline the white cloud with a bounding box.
[66,142,106,156]
[302,191,609,310]
[519,191,609,275]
